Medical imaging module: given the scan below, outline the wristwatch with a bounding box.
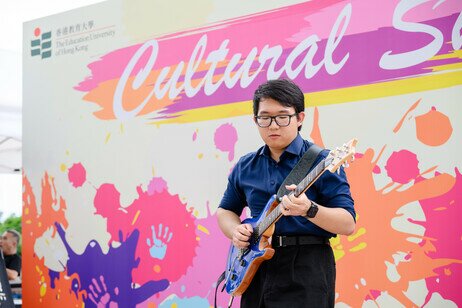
[305,200,319,218]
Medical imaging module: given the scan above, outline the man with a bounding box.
[0,229,21,280]
[217,79,356,307]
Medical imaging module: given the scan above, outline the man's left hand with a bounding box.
[281,184,310,217]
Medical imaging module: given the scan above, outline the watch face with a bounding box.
[307,202,319,218]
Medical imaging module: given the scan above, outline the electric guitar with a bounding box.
[223,139,357,296]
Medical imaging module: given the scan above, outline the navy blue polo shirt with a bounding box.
[219,134,355,238]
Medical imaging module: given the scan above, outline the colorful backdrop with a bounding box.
[23,0,461,307]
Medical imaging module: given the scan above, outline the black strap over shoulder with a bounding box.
[276,144,323,199]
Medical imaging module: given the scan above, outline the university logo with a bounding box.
[31,27,52,59]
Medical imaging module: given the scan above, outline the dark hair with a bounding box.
[253,79,305,131]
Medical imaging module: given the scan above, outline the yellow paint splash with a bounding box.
[197,224,210,235]
[105,132,111,143]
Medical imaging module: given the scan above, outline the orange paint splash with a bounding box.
[309,106,324,147]
[415,106,453,146]
[83,68,176,119]
[334,148,457,307]
[22,173,84,307]
[83,59,229,120]
[393,99,421,133]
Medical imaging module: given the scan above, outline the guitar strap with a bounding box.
[276,143,324,199]
[214,143,323,307]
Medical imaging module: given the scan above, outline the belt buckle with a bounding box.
[279,236,286,247]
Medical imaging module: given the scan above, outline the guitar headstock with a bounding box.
[325,139,357,173]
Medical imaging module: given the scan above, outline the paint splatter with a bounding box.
[393,99,421,133]
[385,150,420,184]
[309,106,324,148]
[305,98,462,307]
[22,174,82,307]
[158,295,210,308]
[192,130,198,141]
[93,176,198,285]
[355,153,381,174]
[147,177,168,195]
[56,223,169,307]
[214,123,238,161]
[415,107,453,146]
[150,202,235,307]
[68,163,87,188]
[417,168,462,306]
[336,148,458,307]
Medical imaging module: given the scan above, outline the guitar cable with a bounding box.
[214,271,235,308]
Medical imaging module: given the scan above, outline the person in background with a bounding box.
[0,229,21,280]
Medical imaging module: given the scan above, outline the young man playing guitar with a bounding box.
[217,79,356,307]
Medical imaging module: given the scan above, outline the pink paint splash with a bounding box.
[385,150,420,184]
[68,163,86,188]
[148,202,237,307]
[365,289,381,301]
[214,123,238,162]
[415,168,462,306]
[94,177,198,285]
[147,177,168,195]
[192,131,198,142]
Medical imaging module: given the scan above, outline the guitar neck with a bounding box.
[255,158,327,238]
[293,157,327,197]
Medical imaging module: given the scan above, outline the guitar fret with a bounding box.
[294,158,325,197]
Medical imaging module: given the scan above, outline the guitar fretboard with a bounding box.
[255,157,330,238]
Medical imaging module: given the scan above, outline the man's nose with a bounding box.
[269,119,279,129]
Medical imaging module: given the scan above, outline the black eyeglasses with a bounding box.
[254,113,297,128]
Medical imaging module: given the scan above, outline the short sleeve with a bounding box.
[6,255,21,275]
[315,164,356,221]
[218,162,247,216]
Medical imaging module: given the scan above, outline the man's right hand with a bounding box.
[232,223,253,248]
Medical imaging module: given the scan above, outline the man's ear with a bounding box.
[297,111,305,127]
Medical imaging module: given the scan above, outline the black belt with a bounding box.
[272,235,329,248]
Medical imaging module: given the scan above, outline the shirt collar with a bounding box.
[258,134,304,157]
[284,134,304,156]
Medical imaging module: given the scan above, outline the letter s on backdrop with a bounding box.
[379,0,444,70]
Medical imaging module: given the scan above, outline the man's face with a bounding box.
[255,98,305,155]
[0,232,16,254]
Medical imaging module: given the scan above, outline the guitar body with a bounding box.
[224,195,278,296]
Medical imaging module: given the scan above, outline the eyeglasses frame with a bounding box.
[254,113,298,128]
